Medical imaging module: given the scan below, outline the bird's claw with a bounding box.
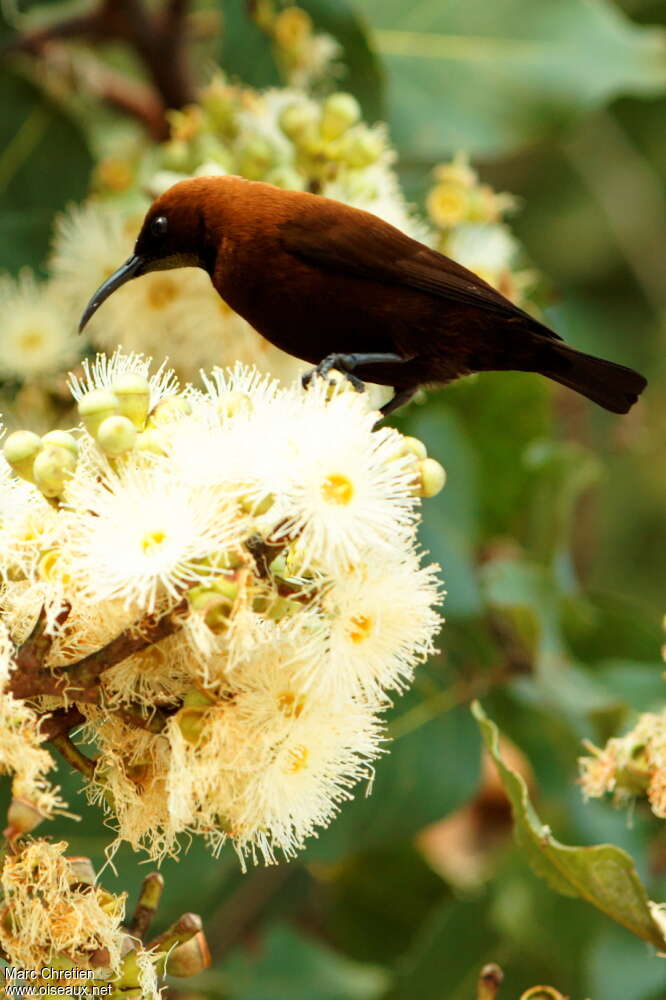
[302,355,365,394]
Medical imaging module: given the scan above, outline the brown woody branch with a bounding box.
[2,0,196,139]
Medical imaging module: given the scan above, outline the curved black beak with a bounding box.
[79,254,145,333]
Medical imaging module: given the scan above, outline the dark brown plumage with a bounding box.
[79,176,647,416]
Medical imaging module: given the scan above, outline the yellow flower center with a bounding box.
[286,745,309,773]
[347,614,373,643]
[17,329,44,354]
[277,691,305,718]
[321,473,354,506]
[141,529,167,554]
[146,276,179,310]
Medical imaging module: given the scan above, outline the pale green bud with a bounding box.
[148,394,192,426]
[134,429,167,456]
[78,388,120,438]
[237,134,276,180]
[398,436,427,461]
[187,578,238,633]
[200,85,238,137]
[176,706,209,744]
[183,688,216,709]
[41,430,79,457]
[279,101,319,142]
[111,372,151,429]
[161,138,192,172]
[321,92,361,141]
[96,415,137,457]
[194,136,235,173]
[32,445,77,499]
[3,430,41,482]
[269,554,287,576]
[207,549,245,571]
[338,127,384,168]
[265,166,305,190]
[240,491,275,516]
[217,390,253,420]
[416,457,446,498]
[265,595,301,621]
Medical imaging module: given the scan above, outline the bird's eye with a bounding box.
[151,215,168,237]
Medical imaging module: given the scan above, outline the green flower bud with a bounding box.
[416,457,446,498]
[161,138,193,172]
[200,82,238,137]
[237,134,276,180]
[183,688,216,709]
[176,706,209,744]
[148,394,192,427]
[3,430,41,482]
[398,436,427,461]
[33,445,77,499]
[217,390,253,420]
[269,553,287,577]
[265,595,301,621]
[165,931,212,977]
[338,127,384,168]
[41,430,79,457]
[265,166,305,190]
[321,92,361,141]
[193,136,235,173]
[111,372,151,429]
[187,579,238,633]
[240,491,275,516]
[207,549,245,571]
[78,388,120,438]
[96,415,138,457]
[134,429,167,456]
[279,101,319,142]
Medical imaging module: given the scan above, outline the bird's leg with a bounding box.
[302,352,406,393]
[380,387,417,417]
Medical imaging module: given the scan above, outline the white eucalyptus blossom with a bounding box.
[0,352,444,866]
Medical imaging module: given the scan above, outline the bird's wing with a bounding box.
[279,209,560,339]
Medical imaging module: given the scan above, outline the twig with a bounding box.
[130,872,165,941]
[2,0,195,138]
[9,599,188,703]
[50,732,96,780]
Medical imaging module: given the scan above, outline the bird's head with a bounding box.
[79,178,222,333]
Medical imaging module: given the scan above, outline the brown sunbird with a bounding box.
[79,176,647,416]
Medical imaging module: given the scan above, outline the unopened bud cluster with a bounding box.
[0,352,443,866]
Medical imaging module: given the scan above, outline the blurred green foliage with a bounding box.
[1,0,666,996]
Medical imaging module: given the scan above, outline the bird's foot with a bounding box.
[302,354,366,393]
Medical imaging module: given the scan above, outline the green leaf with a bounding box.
[216,923,390,1000]
[473,701,666,950]
[355,0,666,157]
[217,0,385,120]
[304,700,480,862]
[0,67,92,272]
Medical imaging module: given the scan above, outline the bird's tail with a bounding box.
[520,338,646,414]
